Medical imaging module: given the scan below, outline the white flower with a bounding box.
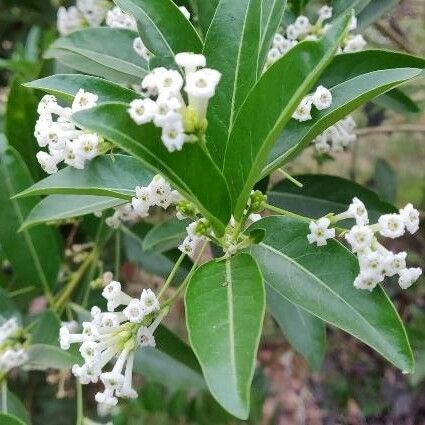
[133,37,152,61]
[349,16,358,32]
[179,235,198,255]
[57,6,85,35]
[153,95,182,128]
[358,250,385,277]
[75,133,100,160]
[140,289,160,315]
[267,48,282,66]
[175,52,206,75]
[80,340,101,364]
[286,24,300,40]
[106,6,137,31]
[378,214,406,239]
[36,151,60,174]
[292,96,312,122]
[128,98,158,125]
[59,326,84,350]
[336,197,369,225]
[354,270,381,291]
[63,142,86,169]
[179,6,191,20]
[156,70,184,97]
[307,217,335,246]
[399,203,420,234]
[72,89,98,112]
[398,267,422,290]
[149,175,173,209]
[312,86,332,110]
[345,225,373,252]
[123,299,146,323]
[384,251,407,277]
[136,327,156,347]
[161,120,186,152]
[318,6,333,21]
[343,34,367,53]
[116,352,137,399]
[76,0,109,26]
[102,281,133,311]
[294,16,310,34]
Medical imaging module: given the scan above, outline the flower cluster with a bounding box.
[313,115,357,153]
[34,90,102,174]
[0,318,28,376]
[59,277,163,407]
[57,0,112,35]
[267,6,366,67]
[178,190,265,257]
[105,175,180,228]
[292,85,333,122]
[308,198,422,291]
[128,53,221,152]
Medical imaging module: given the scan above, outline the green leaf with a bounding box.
[0,414,26,425]
[223,12,352,219]
[373,159,397,203]
[357,0,399,30]
[26,344,79,370]
[264,66,422,174]
[21,195,126,230]
[115,0,202,57]
[16,155,153,200]
[29,309,61,346]
[73,103,231,236]
[332,0,371,16]
[0,145,61,294]
[185,253,265,419]
[203,0,263,166]
[0,392,30,425]
[134,325,205,390]
[195,0,220,35]
[6,76,41,181]
[45,28,148,85]
[24,74,139,104]
[248,216,414,372]
[122,224,191,283]
[374,89,420,115]
[267,174,396,223]
[267,287,326,370]
[143,218,191,253]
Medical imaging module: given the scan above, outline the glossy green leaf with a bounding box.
[21,195,125,230]
[45,28,148,85]
[16,155,153,200]
[185,253,265,419]
[134,325,205,390]
[0,392,30,425]
[26,344,80,370]
[267,174,396,224]
[24,74,138,104]
[249,216,414,372]
[115,0,202,57]
[143,218,191,253]
[195,0,220,35]
[0,414,26,425]
[357,0,399,30]
[223,12,352,219]
[203,0,262,166]
[6,76,41,181]
[267,287,326,370]
[73,103,231,236]
[29,309,61,346]
[0,145,61,294]
[373,159,397,203]
[264,67,422,174]
[374,89,420,114]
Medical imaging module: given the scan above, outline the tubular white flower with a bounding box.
[354,270,381,291]
[343,34,367,53]
[161,120,186,152]
[36,151,60,174]
[312,86,332,110]
[294,16,310,34]
[335,197,369,225]
[133,37,152,61]
[156,70,184,97]
[63,142,86,169]
[75,133,100,160]
[116,352,137,399]
[149,175,173,209]
[72,89,99,112]
[175,52,206,75]
[76,0,109,26]
[123,299,146,323]
[128,98,158,125]
[399,267,422,289]
[307,217,335,246]
[378,214,406,239]
[153,95,182,128]
[57,6,85,35]
[318,6,333,21]
[345,225,374,252]
[399,203,420,234]
[140,289,160,315]
[105,6,137,31]
[292,96,312,122]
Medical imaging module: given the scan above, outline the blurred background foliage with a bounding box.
[0,0,424,424]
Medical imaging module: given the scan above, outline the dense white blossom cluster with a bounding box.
[60,277,162,407]
[128,53,221,152]
[0,318,28,375]
[313,115,357,153]
[267,6,367,67]
[292,85,333,122]
[34,90,102,174]
[308,198,422,291]
[105,175,181,228]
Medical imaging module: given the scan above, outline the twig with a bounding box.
[355,125,425,137]
[374,21,416,54]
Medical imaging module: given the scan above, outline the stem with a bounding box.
[265,204,310,223]
[356,124,425,136]
[163,241,208,307]
[1,380,7,414]
[374,21,416,54]
[277,168,304,188]
[54,251,97,313]
[75,381,83,425]
[157,252,186,300]
[115,229,121,279]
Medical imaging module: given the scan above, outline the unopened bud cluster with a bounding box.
[308,198,422,291]
[0,318,28,376]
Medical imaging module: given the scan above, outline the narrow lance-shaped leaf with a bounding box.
[267,174,396,224]
[374,88,420,115]
[195,0,220,36]
[264,67,422,173]
[249,216,414,372]
[0,145,61,294]
[16,155,154,200]
[73,103,232,236]
[115,0,202,57]
[186,253,265,419]
[223,12,352,219]
[45,28,148,85]
[267,287,326,370]
[24,75,139,104]
[203,0,263,167]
